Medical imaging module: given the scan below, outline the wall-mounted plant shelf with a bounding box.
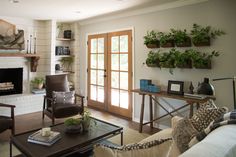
[0,53,40,72]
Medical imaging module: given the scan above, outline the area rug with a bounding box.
[0,128,149,157]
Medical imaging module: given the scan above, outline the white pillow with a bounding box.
[94,138,172,157]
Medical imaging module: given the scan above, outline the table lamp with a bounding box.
[212,76,236,109]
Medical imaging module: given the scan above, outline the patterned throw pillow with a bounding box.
[172,118,198,153]
[190,102,228,132]
[94,138,172,157]
[52,91,75,104]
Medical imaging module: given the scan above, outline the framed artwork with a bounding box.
[167,80,184,95]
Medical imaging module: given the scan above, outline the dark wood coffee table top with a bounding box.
[10,117,123,157]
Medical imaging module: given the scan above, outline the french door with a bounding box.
[87,30,132,118]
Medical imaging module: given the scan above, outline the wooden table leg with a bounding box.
[189,103,194,118]
[139,94,145,133]
[149,95,153,129]
[121,131,123,145]
[10,140,12,157]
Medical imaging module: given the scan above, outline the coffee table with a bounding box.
[10,117,123,157]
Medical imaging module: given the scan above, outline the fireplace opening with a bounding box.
[0,68,23,96]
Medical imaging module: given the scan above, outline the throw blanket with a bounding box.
[189,111,236,147]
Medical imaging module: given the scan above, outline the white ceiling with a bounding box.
[0,0,180,21]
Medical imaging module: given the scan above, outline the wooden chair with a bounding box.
[0,103,15,135]
[42,74,84,125]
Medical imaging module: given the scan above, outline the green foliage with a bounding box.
[143,30,159,45]
[146,50,160,66]
[157,32,174,45]
[59,56,74,71]
[191,50,219,68]
[146,48,220,74]
[31,77,44,85]
[171,29,190,45]
[64,118,81,126]
[82,109,91,122]
[190,23,225,44]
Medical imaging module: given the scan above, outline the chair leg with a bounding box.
[52,117,55,125]
[42,97,46,120]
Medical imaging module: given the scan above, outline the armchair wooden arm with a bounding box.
[0,103,15,135]
[75,93,85,113]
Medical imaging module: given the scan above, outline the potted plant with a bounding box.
[56,23,63,38]
[157,32,174,48]
[159,49,179,74]
[175,49,193,68]
[81,109,95,132]
[145,50,161,67]
[171,29,191,47]
[31,77,45,89]
[190,23,225,46]
[64,118,82,133]
[59,56,74,72]
[143,30,160,48]
[192,50,220,69]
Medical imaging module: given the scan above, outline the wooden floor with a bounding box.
[0,107,160,141]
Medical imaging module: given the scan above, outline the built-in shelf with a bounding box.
[0,53,40,72]
[55,55,74,57]
[56,38,75,41]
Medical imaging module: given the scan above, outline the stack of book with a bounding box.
[28,130,61,146]
[31,88,46,94]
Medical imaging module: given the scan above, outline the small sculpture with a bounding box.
[189,82,194,94]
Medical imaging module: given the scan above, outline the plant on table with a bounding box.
[64,118,82,133]
[31,77,45,89]
[81,109,96,132]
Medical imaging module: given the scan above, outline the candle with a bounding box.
[29,35,32,53]
[41,127,51,137]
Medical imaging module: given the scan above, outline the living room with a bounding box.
[0,0,236,157]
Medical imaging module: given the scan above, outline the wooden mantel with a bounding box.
[0,53,40,72]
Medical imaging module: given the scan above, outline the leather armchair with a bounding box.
[0,103,15,135]
[42,74,84,125]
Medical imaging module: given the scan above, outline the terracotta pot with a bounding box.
[34,83,43,89]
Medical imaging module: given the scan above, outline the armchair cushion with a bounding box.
[47,103,82,118]
[52,91,75,104]
[0,116,13,133]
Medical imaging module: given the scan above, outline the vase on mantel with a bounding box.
[197,77,214,95]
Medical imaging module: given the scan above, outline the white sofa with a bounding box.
[94,116,236,157]
[141,116,236,157]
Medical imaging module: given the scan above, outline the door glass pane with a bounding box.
[90,85,97,101]
[111,54,119,70]
[120,35,128,52]
[98,38,104,53]
[91,39,97,53]
[90,70,97,84]
[90,54,97,69]
[97,70,104,86]
[120,90,128,109]
[120,54,128,71]
[111,71,119,88]
[120,72,128,90]
[111,36,119,52]
[111,89,119,106]
[97,54,104,69]
[97,86,104,103]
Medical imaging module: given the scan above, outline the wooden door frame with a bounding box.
[87,33,108,110]
[85,27,135,120]
[107,30,132,118]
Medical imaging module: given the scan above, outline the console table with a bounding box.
[132,89,214,133]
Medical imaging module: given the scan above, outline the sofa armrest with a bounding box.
[171,116,183,129]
